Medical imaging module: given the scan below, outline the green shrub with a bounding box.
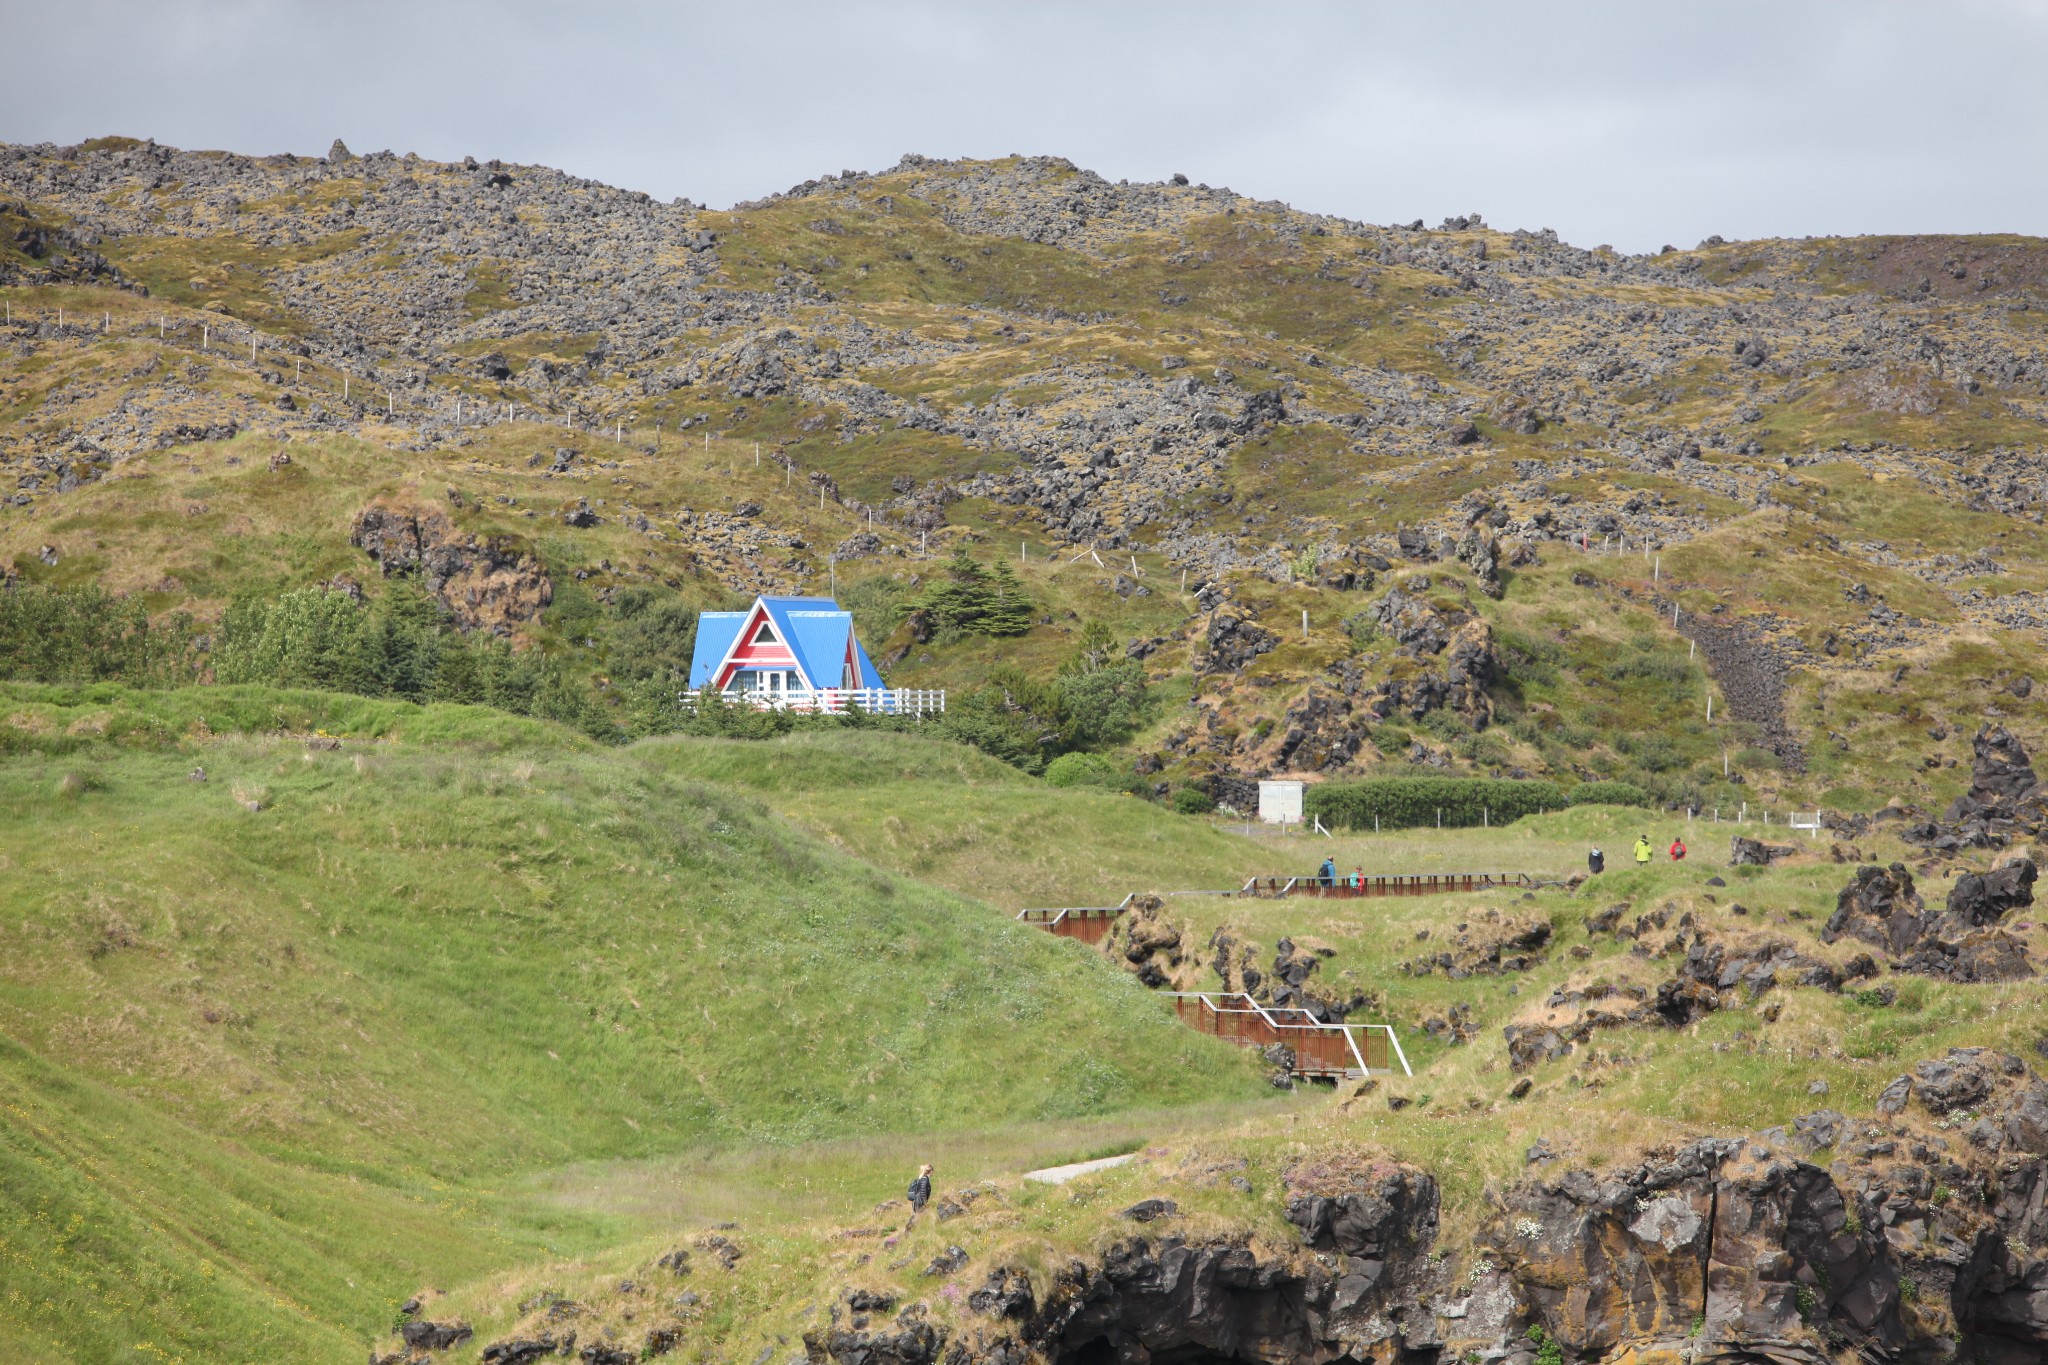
[1056,663,1152,748]
[1610,652,1691,684]
[213,585,621,742]
[837,575,915,641]
[1623,735,1684,773]
[1045,752,1121,789]
[1370,722,1410,756]
[1417,708,1470,742]
[912,550,1033,638]
[1305,777,1569,831]
[1570,780,1653,809]
[0,582,199,687]
[1172,787,1216,816]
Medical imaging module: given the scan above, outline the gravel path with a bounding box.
[1021,1153,1137,1185]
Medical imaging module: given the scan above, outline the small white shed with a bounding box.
[1258,780,1305,825]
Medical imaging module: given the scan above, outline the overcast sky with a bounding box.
[4,1,2046,253]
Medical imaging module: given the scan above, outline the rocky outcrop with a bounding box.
[1948,724,2043,815]
[349,497,553,633]
[1101,895,1182,989]
[801,1050,2048,1365]
[1267,937,1368,1021]
[1730,835,1796,866]
[1198,924,1365,1029]
[1505,981,1657,1069]
[1371,588,1449,655]
[1499,1049,2048,1365]
[1274,607,1501,771]
[1947,858,2038,926]
[1909,726,2048,852]
[1654,933,1869,1025]
[1823,861,2035,982]
[398,1318,473,1351]
[1824,863,1927,957]
[1197,610,1277,673]
[1503,923,1871,1061]
[1400,912,1550,979]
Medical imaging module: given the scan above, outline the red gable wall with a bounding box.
[714,605,799,687]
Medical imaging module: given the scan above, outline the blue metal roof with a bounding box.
[687,611,750,689]
[688,597,885,691]
[781,609,852,690]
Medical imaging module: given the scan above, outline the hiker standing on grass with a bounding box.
[1669,836,1688,862]
[1588,847,1605,875]
[1634,835,1654,866]
[1318,856,1337,887]
[905,1163,933,1229]
[1353,866,1365,892]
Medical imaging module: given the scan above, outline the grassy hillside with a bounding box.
[644,729,1268,908]
[377,803,2048,1364]
[11,138,2048,1365]
[11,140,2048,814]
[0,687,1262,1362]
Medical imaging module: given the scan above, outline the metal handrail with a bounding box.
[1015,893,1137,925]
[1241,871,1538,898]
[1162,991,1412,1077]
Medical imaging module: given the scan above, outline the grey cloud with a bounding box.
[3,0,2046,251]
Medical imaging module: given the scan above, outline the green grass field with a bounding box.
[2,689,2045,1362]
[0,686,1266,1363]
[383,735,2048,1363]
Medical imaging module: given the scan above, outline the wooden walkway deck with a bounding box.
[1166,992,1411,1079]
[1013,894,1137,945]
[1241,871,1537,899]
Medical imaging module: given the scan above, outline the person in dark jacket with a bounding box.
[1588,847,1605,875]
[905,1163,933,1229]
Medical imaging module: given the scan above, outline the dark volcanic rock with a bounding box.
[1825,863,1927,956]
[803,1049,2048,1365]
[1199,611,1277,673]
[1827,861,2035,982]
[1947,857,2038,926]
[349,497,552,633]
[1949,724,2042,815]
[1729,835,1795,866]
[480,1339,564,1365]
[400,1319,473,1351]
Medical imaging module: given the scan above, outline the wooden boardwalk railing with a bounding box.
[1164,992,1411,1079]
[1241,871,1536,899]
[1015,893,1137,945]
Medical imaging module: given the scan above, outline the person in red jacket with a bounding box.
[1669,836,1688,861]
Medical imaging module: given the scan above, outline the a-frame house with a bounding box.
[687,595,897,705]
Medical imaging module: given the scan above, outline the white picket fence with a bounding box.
[680,687,946,717]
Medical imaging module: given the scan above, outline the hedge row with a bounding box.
[1304,777,1570,830]
[1567,780,1654,809]
[1304,776,1657,829]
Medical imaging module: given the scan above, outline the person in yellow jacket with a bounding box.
[1633,835,1654,865]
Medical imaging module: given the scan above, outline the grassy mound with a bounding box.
[0,688,1261,1361]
